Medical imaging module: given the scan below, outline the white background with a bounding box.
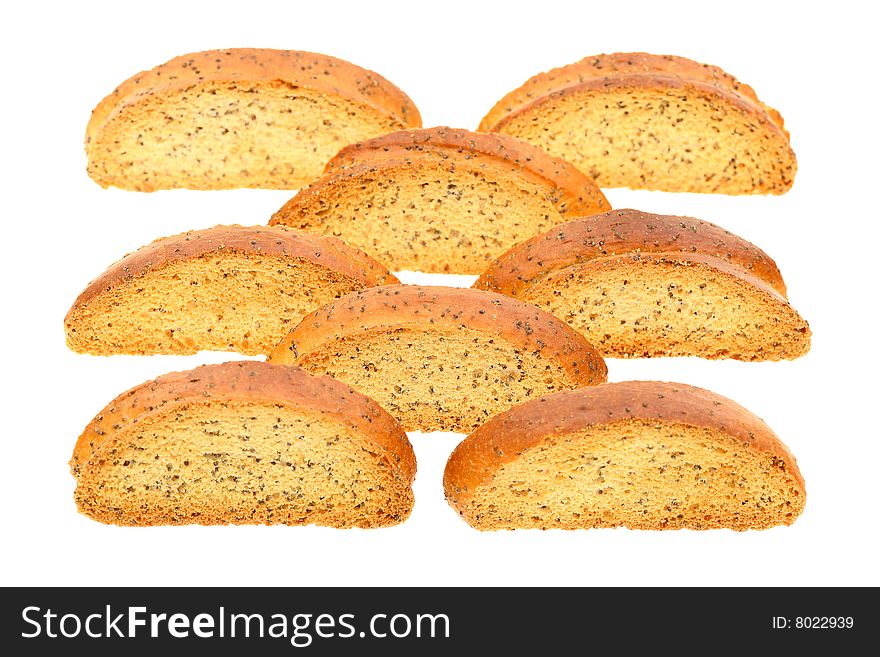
[1,0,877,587]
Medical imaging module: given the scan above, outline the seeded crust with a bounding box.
[477,208,786,296]
[86,49,421,190]
[478,53,796,194]
[269,285,607,432]
[71,362,416,527]
[444,381,805,530]
[320,126,611,201]
[474,209,810,360]
[270,127,610,273]
[65,225,398,356]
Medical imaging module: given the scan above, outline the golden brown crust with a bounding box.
[474,209,788,298]
[65,225,398,321]
[86,48,420,153]
[301,126,610,216]
[479,52,787,137]
[444,381,804,509]
[70,361,416,485]
[269,285,607,386]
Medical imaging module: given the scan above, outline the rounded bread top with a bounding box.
[87,48,422,150]
[479,52,787,138]
[71,361,416,484]
[270,284,608,387]
[444,380,804,504]
[303,126,610,216]
[66,224,398,319]
[474,209,787,297]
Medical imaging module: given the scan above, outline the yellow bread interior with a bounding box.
[89,83,405,191]
[279,164,593,274]
[66,254,367,356]
[461,419,804,531]
[73,403,413,528]
[519,257,810,360]
[287,327,586,432]
[494,86,795,194]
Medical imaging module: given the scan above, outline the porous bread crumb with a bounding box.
[269,285,607,432]
[86,49,421,191]
[74,404,412,527]
[463,421,803,530]
[479,53,796,194]
[444,381,806,531]
[64,225,397,356]
[271,127,610,273]
[292,327,584,432]
[70,362,415,528]
[524,254,809,360]
[474,210,810,361]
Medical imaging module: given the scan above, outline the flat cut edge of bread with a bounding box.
[443,380,805,516]
[268,284,608,388]
[474,209,788,298]
[86,48,421,156]
[70,361,416,485]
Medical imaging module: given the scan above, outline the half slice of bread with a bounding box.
[71,362,416,527]
[270,127,610,273]
[65,225,397,356]
[269,285,607,432]
[86,49,421,191]
[444,381,805,530]
[479,53,796,194]
[475,209,810,360]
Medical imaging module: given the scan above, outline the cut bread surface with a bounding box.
[65,225,397,356]
[444,381,805,531]
[269,285,607,432]
[86,49,421,191]
[270,126,610,273]
[71,362,416,527]
[479,53,796,194]
[475,209,810,360]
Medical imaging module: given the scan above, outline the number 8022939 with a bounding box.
[772,617,854,629]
